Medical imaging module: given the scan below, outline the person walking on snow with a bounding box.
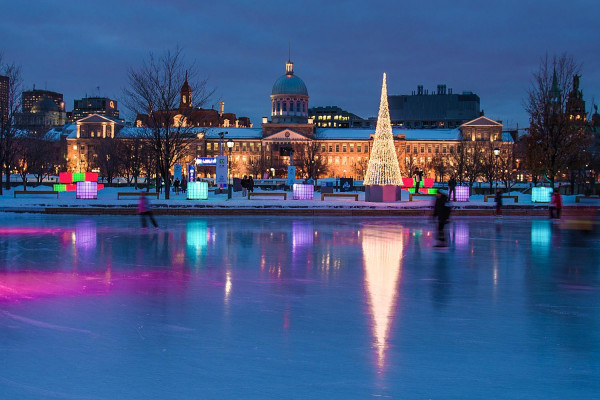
[138,193,158,228]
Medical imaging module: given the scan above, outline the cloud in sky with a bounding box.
[2,0,599,128]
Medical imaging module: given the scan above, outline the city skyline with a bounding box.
[2,0,599,128]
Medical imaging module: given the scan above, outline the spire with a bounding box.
[179,70,192,109]
[363,73,402,186]
[285,60,294,75]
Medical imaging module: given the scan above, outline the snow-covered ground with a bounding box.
[0,185,599,210]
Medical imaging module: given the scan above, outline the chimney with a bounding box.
[219,101,224,117]
[417,85,423,95]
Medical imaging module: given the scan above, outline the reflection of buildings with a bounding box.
[362,225,403,370]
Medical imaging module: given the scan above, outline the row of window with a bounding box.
[405,144,454,154]
[271,100,307,114]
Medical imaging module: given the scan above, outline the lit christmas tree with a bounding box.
[364,73,402,186]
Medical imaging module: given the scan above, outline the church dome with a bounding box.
[271,61,308,96]
[32,97,59,113]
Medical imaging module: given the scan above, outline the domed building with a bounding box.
[262,60,315,139]
[270,60,309,124]
[16,95,67,135]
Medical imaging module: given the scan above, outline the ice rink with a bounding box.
[1,214,599,399]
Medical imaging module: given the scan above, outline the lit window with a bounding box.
[350,144,354,152]
[342,145,347,152]
[357,145,361,153]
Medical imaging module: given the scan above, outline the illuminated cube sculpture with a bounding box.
[59,172,72,184]
[532,187,552,203]
[73,172,86,182]
[76,181,98,199]
[187,181,208,200]
[454,186,470,202]
[53,184,66,192]
[293,184,314,200]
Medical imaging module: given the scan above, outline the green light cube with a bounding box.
[73,172,86,182]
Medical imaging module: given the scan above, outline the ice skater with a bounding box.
[494,189,503,217]
[138,193,158,228]
[550,189,562,219]
[433,190,451,247]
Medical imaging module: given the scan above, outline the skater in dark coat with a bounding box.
[494,189,503,217]
[433,191,451,246]
[448,176,457,201]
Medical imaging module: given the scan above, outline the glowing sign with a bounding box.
[109,100,114,108]
[196,157,217,166]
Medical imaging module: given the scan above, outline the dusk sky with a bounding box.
[2,0,599,129]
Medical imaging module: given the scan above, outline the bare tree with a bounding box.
[124,47,213,198]
[15,132,57,188]
[293,140,328,180]
[431,154,447,183]
[479,141,497,192]
[91,139,123,184]
[525,53,591,188]
[120,136,148,188]
[0,54,23,194]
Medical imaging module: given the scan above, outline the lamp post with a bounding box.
[227,139,234,199]
[493,147,500,191]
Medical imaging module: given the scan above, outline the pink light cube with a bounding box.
[423,178,434,188]
[59,172,72,184]
[85,172,98,182]
[402,178,414,187]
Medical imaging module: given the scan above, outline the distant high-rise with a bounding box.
[387,84,480,129]
[22,88,64,113]
[0,75,8,125]
[309,106,368,128]
[16,89,67,135]
[72,97,120,121]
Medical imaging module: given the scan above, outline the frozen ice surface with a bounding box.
[0,214,599,399]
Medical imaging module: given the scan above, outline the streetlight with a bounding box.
[493,147,500,191]
[227,139,234,199]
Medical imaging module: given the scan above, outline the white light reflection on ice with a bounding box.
[362,224,403,372]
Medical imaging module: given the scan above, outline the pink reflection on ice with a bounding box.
[0,269,191,302]
[362,224,403,372]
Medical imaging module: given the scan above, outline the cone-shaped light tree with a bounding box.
[364,73,402,186]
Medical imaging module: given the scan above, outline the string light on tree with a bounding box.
[364,73,402,186]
